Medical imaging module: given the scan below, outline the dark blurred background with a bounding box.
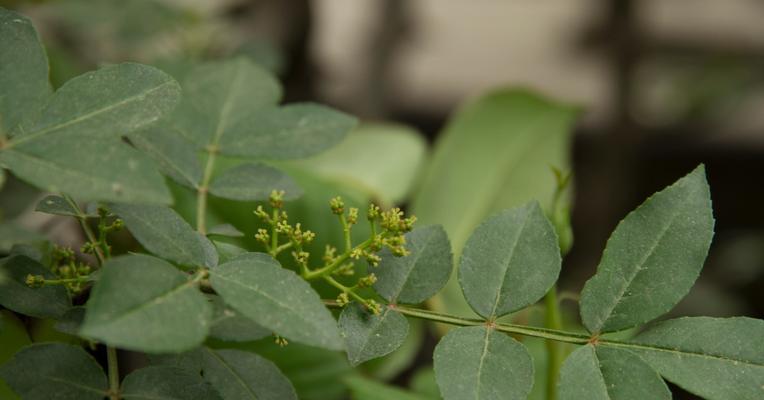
[2,1,763,397]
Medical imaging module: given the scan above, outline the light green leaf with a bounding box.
[209,163,301,201]
[339,303,409,366]
[580,165,714,333]
[201,347,297,400]
[80,254,211,353]
[213,241,248,264]
[558,345,670,400]
[411,88,577,320]
[286,122,427,206]
[207,224,244,238]
[1,136,172,204]
[209,295,270,342]
[374,225,452,305]
[129,126,202,189]
[625,316,764,400]
[121,366,221,400]
[34,195,80,216]
[218,103,357,160]
[362,319,424,381]
[209,253,343,350]
[8,62,180,144]
[344,375,435,400]
[171,57,282,149]
[409,368,440,399]
[434,326,533,400]
[110,203,216,267]
[0,255,70,318]
[459,201,560,319]
[0,343,108,400]
[0,8,52,137]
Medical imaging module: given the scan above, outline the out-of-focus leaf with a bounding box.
[0,223,44,253]
[0,255,70,318]
[339,303,409,366]
[201,348,297,400]
[210,163,301,201]
[0,310,31,400]
[121,366,221,400]
[344,375,435,400]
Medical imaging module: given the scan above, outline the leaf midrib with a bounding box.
[352,308,393,365]
[393,230,437,303]
[474,327,491,400]
[121,210,200,265]
[8,80,175,148]
[488,210,531,318]
[204,348,258,399]
[601,341,764,368]
[47,376,108,396]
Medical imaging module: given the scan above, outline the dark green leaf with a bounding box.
[580,165,714,333]
[171,58,281,148]
[121,366,221,400]
[374,225,453,304]
[8,63,180,144]
[201,347,297,400]
[209,295,270,342]
[218,103,357,159]
[35,195,80,216]
[0,9,51,137]
[0,223,44,253]
[209,163,301,201]
[433,326,533,400]
[558,345,670,400]
[54,306,86,336]
[80,254,211,353]
[0,255,70,318]
[129,126,203,189]
[362,319,424,380]
[626,316,764,400]
[148,349,204,375]
[213,241,248,264]
[339,303,409,366]
[1,136,172,204]
[459,202,561,319]
[110,203,216,267]
[0,310,30,400]
[209,253,343,350]
[0,343,108,400]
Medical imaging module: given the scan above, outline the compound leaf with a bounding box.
[121,366,221,400]
[339,303,409,366]
[374,225,453,304]
[208,295,270,342]
[459,201,560,319]
[0,255,70,318]
[626,316,764,400]
[201,347,297,400]
[110,203,216,268]
[209,253,343,351]
[558,345,670,400]
[129,126,203,189]
[433,326,533,400]
[0,343,107,400]
[80,254,211,353]
[580,165,714,333]
[209,163,301,201]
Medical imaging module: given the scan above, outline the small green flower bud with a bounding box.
[367,203,380,220]
[365,299,382,315]
[347,207,359,225]
[329,197,345,215]
[77,265,91,276]
[274,335,289,347]
[337,292,350,307]
[349,248,363,260]
[358,273,377,288]
[254,206,270,222]
[255,228,270,244]
[323,245,337,263]
[25,274,45,288]
[269,190,285,209]
[365,252,381,267]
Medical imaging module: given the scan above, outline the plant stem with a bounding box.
[303,238,373,280]
[106,346,119,400]
[42,277,92,285]
[324,276,366,303]
[544,285,564,400]
[196,149,218,234]
[63,194,105,265]
[339,213,352,252]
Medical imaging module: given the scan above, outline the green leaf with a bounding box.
[209,163,302,201]
[148,348,204,374]
[339,303,409,366]
[8,63,180,144]
[0,343,108,400]
[580,165,714,333]
[625,316,764,400]
[218,103,357,160]
[129,126,203,189]
[213,241,248,264]
[361,319,424,380]
[121,366,221,400]
[110,203,216,267]
[209,295,271,342]
[34,194,81,216]
[558,345,670,400]
[201,347,297,400]
[207,224,244,238]
[344,375,435,400]
[171,57,282,149]
[80,254,211,353]
[459,201,561,319]
[54,306,86,336]
[209,253,343,350]
[0,223,44,253]
[0,8,52,137]
[0,255,70,318]
[433,326,533,400]
[285,122,427,206]
[1,136,172,204]
[374,225,453,305]
[411,89,577,319]
[409,368,440,399]
[0,310,30,400]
